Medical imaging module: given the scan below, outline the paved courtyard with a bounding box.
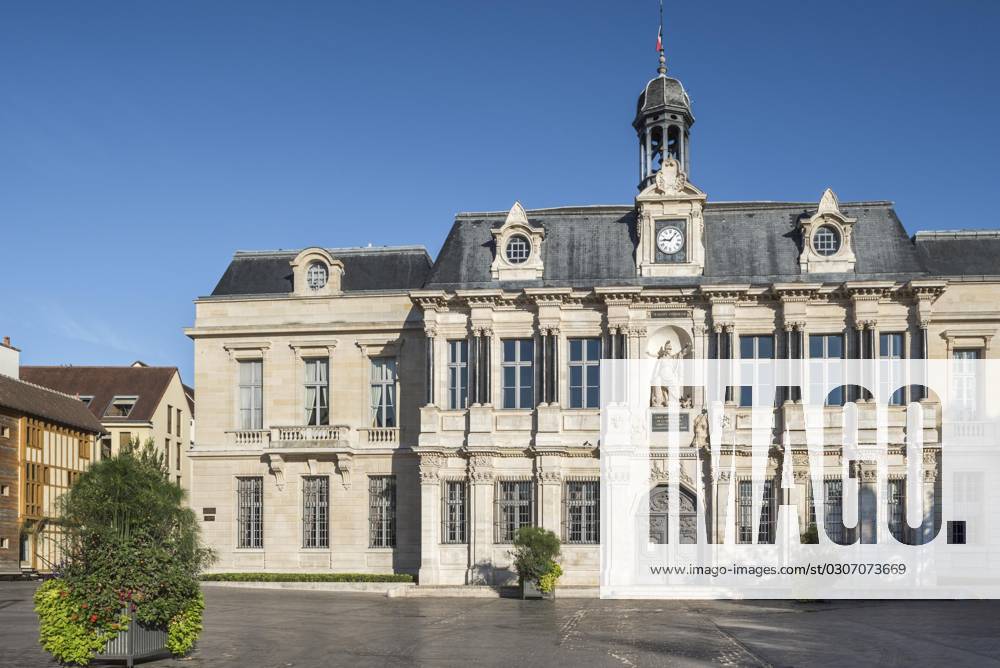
[2,582,1000,667]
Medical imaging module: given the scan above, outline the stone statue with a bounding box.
[649,341,690,407]
[691,409,709,448]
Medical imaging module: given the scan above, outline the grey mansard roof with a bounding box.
[210,246,432,297]
[636,75,693,122]
[422,201,939,290]
[914,231,1000,277]
[206,205,997,298]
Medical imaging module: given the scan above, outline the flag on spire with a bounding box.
[656,25,662,53]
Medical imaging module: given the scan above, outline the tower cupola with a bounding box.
[633,37,694,190]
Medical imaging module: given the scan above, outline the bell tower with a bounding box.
[632,16,706,278]
[633,20,694,191]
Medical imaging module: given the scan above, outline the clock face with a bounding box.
[656,226,684,254]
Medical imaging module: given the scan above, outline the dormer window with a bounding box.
[78,395,94,408]
[105,396,137,418]
[812,225,841,256]
[505,235,531,264]
[306,262,329,290]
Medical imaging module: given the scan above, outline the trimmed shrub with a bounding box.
[201,572,414,583]
[511,526,562,592]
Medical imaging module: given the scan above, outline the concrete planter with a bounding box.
[96,609,168,668]
[520,578,553,600]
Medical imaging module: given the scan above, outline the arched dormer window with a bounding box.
[490,202,545,281]
[290,248,344,297]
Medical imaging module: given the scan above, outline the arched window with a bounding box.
[649,126,664,172]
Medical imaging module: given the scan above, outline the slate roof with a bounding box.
[636,75,693,122]
[19,366,180,424]
[0,374,104,434]
[914,231,1000,277]
[422,201,933,290]
[209,246,432,297]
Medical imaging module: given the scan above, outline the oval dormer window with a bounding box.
[505,235,531,264]
[306,262,329,290]
[813,225,841,256]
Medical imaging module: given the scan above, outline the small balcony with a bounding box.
[226,430,270,447]
[358,427,399,446]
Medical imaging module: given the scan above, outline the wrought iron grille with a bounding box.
[736,479,776,544]
[369,475,396,548]
[888,478,906,543]
[236,477,263,549]
[824,479,844,543]
[495,480,534,543]
[442,480,467,544]
[302,476,329,548]
[564,480,599,544]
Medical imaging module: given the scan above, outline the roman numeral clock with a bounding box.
[635,157,707,278]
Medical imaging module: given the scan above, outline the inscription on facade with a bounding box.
[651,412,690,432]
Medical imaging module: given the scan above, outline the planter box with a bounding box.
[520,579,554,600]
[96,609,168,667]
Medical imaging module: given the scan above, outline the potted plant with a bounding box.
[35,440,213,666]
[511,527,562,600]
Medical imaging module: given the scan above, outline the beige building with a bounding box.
[21,363,194,489]
[187,53,999,586]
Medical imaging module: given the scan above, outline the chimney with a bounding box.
[0,336,20,379]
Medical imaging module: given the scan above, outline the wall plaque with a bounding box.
[651,412,690,432]
[651,310,690,319]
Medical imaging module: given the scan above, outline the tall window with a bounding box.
[739,335,774,407]
[369,476,396,548]
[176,408,182,437]
[238,360,263,430]
[888,478,906,543]
[824,480,844,543]
[370,358,397,428]
[442,480,467,544]
[879,333,905,406]
[236,477,263,549]
[809,334,844,406]
[447,340,469,410]
[568,338,601,409]
[167,404,172,434]
[304,358,330,426]
[501,339,534,409]
[164,439,170,472]
[302,476,329,548]
[564,480,599,544]
[495,480,534,543]
[738,480,776,544]
[952,349,982,420]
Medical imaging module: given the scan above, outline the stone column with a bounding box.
[481,328,493,405]
[467,454,495,584]
[418,453,443,584]
[918,319,930,401]
[551,327,561,406]
[469,328,479,406]
[424,326,437,406]
[725,324,736,404]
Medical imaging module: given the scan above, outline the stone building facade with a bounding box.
[188,56,999,585]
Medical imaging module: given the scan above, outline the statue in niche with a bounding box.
[691,409,709,448]
[649,341,690,407]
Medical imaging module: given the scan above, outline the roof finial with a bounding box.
[656,0,667,75]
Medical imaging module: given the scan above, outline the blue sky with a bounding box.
[2,1,998,383]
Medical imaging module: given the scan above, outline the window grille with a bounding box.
[813,225,840,255]
[442,480,467,544]
[564,480,599,544]
[824,479,844,543]
[302,476,329,548]
[236,477,263,549]
[888,478,906,543]
[369,476,396,548]
[495,480,534,543]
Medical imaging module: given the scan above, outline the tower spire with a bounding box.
[657,0,667,75]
